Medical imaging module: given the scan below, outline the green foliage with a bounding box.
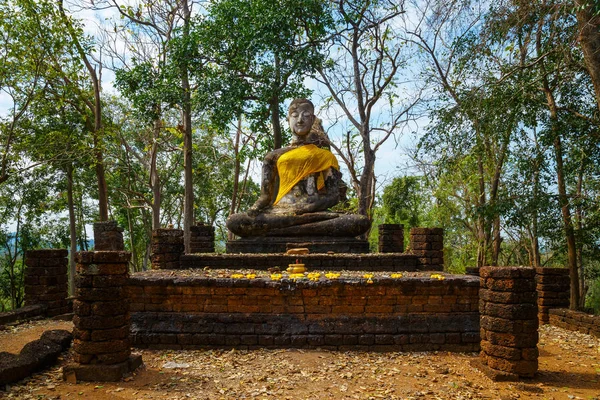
[188,0,332,143]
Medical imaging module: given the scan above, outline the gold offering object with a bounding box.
[287,264,306,274]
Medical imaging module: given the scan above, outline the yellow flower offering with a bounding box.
[430,273,445,280]
[245,273,256,279]
[307,272,321,281]
[363,273,374,279]
[270,273,283,281]
[231,273,244,279]
[325,272,340,279]
[391,273,403,279]
[289,273,305,280]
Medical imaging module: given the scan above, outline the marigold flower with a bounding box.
[245,273,256,279]
[307,272,321,281]
[363,273,374,279]
[270,273,283,281]
[325,272,340,279]
[430,273,445,280]
[391,273,403,279]
[231,273,244,279]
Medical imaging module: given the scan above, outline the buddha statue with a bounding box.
[226,98,370,238]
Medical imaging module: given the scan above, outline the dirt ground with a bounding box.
[0,320,599,400]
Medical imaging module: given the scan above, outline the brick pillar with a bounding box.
[478,267,538,381]
[151,228,183,269]
[378,224,404,253]
[409,228,444,270]
[535,268,570,324]
[64,251,142,382]
[189,222,215,253]
[24,249,70,317]
[93,221,124,251]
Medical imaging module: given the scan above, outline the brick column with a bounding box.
[64,251,142,382]
[478,267,538,381]
[24,249,70,317]
[409,228,444,270]
[189,223,215,253]
[378,224,404,253]
[535,268,570,325]
[151,228,183,269]
[93,221,124,251]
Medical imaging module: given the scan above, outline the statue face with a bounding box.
[288,103,315,136]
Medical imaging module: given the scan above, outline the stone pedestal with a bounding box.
[190,223,215,253]
[64,251,142,382]
[24,249,70,317]
[378,224,404,253]
[477,266,538,381]
[409,228,444,270]
[93,221,124,251]
[151,228,183,269]
[535,268,570,324]
[226,236,369,254]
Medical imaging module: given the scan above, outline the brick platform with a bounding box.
[226,236,370,254]
[127,271,480,352]
[24,249,70,317]
[476,267,538,381]
[179,252,432,271]
[535,268,570,324]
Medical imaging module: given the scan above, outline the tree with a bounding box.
[574,0,600,114]
[58,0,110,221]
[107,0,183,231]
[193,0,331,150]
[316,0,420,218]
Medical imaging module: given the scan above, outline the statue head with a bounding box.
[288,98,315,137]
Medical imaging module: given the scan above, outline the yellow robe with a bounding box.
[274,144,339,205]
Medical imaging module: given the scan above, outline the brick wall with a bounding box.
[179,253,430,271]
[127,272,480,352]
[535,268,570,324]
[549,309,600,338]
[24,249,70,317]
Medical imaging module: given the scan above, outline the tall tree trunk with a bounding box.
[181,0,194,254]
[150,117,161,230]
[66,162,77,296]
[271,97,282,150]
[538,16,581,308]
[476,150,487,268]
[272,53,282,150]
[575,158,586,309]
[126,208,139,271]
[575,0,600,114]
[531,166,541,267]
[553,134,580,309]
[358,144,375,217]
[58,0,108,221]
[228,114,243,240]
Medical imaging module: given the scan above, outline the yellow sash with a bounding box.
[274,144,339,205]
